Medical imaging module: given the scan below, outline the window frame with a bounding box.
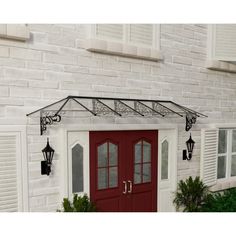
[89,24,160,50]
[206,24,236,73]
[217,128,236,182]
[86,24,162,61]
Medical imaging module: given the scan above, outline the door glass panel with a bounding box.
[135,141,142,163]
[143,163,151,183]
[109,143,117,166]
[134,139,152,184]
[161,140,169,180]
[98,168,108,190]
[143,141,151,162]
[72,144,84,193]
[218,130,227,154]
[217,155,226,179]
[232,130,236,153]
[109,167,118,188]
[98,143,108,167]
[134,164,141,184]
[231,155,236,177]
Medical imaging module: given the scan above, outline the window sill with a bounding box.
[206,60,236,73]
[210,178,236,192]
[85,38,163,62]
[0,24,30,41]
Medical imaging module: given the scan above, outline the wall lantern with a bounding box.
[41,138,54,175]
[183,134,195,160]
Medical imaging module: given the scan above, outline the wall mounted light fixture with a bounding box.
[183,133,195,160]
[41,138,54,175]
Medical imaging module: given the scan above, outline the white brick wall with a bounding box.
[0,24,235,211]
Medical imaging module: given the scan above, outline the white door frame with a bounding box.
[60,123,178,211]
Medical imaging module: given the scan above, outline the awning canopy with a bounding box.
[26,95,207,135]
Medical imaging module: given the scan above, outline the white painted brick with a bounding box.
[78,55,102,68]
[0,57,25,67]
[42,89,77,99]
[45,71,75,81]
[10,47,42,61]
[48,32,75,47]
[0,46,9,57]
[29,80,58,89]
[0,79,28,87]
[64,65,89,74]
[4,68,44,80]
[0,86,8,96]
[172,56,192,65]
[10,87,41,98]
[27,61,64,71]
[44,52,77,65]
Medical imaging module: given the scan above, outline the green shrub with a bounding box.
[173,176,209,212]
[201,188,236,212]
[59,194,96,212]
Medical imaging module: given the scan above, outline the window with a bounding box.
[207,24,236,72]
[97,142,118,190]
[134,140,151,184]
[85,24,162,61]
[72,144,84,193]
[161,140,169,180]
[217,129,236,180]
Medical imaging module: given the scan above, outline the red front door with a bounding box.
[90,130,158,212]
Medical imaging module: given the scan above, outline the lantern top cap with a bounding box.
[186,133,195,144]
[42,138,54,153]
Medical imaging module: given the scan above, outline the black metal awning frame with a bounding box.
[26,95,207,135]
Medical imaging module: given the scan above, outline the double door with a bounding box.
[90,130,157,212]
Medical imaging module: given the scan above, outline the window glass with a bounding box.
[98,143,108,167]
[97,142,118,190]
[217,155,226,179]
[72,144,84,193]
[109,143,117,166]
[232,130,236,153]
[134,140,152,184]
[218,130,227,154]
[143,163,151,183]
[161,140,169,180]
[143,141,151,162]
[98,168,108,190]
[231,154,236,177]
[134,164,141,184]
[135,141,142,163]
[109,167,118,188]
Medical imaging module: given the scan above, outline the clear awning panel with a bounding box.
[26,96,207,135]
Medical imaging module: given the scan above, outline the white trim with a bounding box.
[62,123,178,132]
[0,125,29,212]
[67,132,90,199]
[61,123,178,212]
[158,129,177,212]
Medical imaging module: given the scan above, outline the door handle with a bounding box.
[128,180,132,194]
[123,181,127,194]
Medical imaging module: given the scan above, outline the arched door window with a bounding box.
[72,143,84,193]
[161,140,169,180]
[134,140,151,184]
[97,142,118,190]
